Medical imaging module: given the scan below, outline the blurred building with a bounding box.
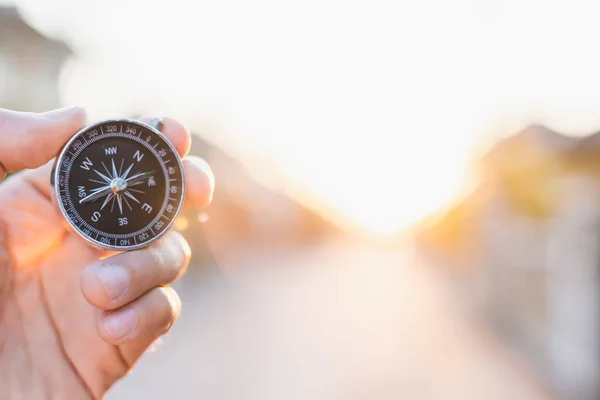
[416,125,600,400]
[0,5,70,111]
[180,135,341,273]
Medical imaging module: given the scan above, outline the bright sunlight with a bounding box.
[14,0,600,236]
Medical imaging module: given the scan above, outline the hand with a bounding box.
[0,107,214,399]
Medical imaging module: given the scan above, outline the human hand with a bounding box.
[0,107,214,399]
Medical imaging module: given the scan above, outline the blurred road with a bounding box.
[107,240,553,400]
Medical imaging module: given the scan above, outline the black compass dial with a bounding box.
[53,120,185,250]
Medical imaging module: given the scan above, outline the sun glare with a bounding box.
[15,0,600,237]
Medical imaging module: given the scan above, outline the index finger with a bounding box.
[138,116,191,158]
[0,107,86,180]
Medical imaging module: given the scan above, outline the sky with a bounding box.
[7,0,600,236]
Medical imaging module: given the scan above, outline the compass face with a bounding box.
[52,119,185,250]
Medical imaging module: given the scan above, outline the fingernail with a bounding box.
[95,265,130,301]
[103,308,138,340]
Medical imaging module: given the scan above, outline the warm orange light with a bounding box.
[174,216,189,232]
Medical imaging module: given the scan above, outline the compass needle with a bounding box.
[53,119,185,250]
[101,161,112,178]
[122,163,134,179]
[100,193,114,210]
[93,169,112,183]
[111,158,119,179]
[117,194,123,214]
[126,172,145,181]
[79,185,112,204]
[123,195,133,211]
[124,191,141,204]
[91,185,110,193]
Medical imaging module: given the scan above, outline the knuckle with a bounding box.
[80,265,108,306]
[155,287,180,334]
[169,230,191,266]
[148,231,190,279]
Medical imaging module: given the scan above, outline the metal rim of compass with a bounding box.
[51,117,186,251]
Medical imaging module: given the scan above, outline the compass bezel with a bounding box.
[51,118,186,251]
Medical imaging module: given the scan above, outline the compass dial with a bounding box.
[51,119,185,251]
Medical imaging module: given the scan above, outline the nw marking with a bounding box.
[105,147,117,155]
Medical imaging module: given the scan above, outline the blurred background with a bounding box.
[2,0,600,398]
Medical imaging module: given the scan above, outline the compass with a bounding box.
[50,118,185,251]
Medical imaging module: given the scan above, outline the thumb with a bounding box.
[0,107,87,180]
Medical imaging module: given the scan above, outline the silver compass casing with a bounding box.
[50,118,186,252]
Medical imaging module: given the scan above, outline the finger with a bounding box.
[139,116,191,158]
[96,286,181,346]
[182,155,215,209]
[0,107,86,179]
[80,231,191,310]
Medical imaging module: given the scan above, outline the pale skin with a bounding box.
[0,107,215,399]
